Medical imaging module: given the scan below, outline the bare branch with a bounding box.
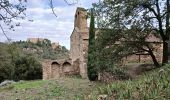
[0,24,11,42]
[49,0,57,18]
[49,0,79,18]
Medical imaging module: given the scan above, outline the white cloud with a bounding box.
[0,0,99,49]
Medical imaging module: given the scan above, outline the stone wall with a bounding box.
[27,38,45,43]
[70,7,163,79]
[70,7,89,78]
[42,59,77,80]
[122,43,163,63]
[43,7,164,80]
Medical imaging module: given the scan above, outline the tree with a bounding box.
[87,9,98,81]
[0,0,26,28]
[49,0,79,18]
[0,43,12,82]
[93,0,170,66]
[0,0,26,43]
[0,0,79,41]
[14,55,42,81]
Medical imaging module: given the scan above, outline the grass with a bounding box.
[0,78,98,100]
[89,64,170,99]
[1,64,170,100]
[13,80,49,89]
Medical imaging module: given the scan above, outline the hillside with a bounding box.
[13,40,70,60]
[0,40,69,83]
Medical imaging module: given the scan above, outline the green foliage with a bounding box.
[87,9,98,81]
[0,78,99,99]
[0,43,12,82]
[0,40,69,82]
[14,40,69,60]
[0,42,42,82]
[89,64,170,99]
[14,55,42,81]
[14,80,48,89]
[108,67,130,80]
[93,0,169,65]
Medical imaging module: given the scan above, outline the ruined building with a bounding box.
[42,59,79,80]
[27,38,45,43]
[70,7,89,78]
[43,7,163,80]
[43,7,89,79]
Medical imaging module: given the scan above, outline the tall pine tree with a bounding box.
[87,8,98,81]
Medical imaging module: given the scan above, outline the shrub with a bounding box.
[99,67,130,83]
[14,55,42,81]
[89,64,170,99]
[87,66,98,81]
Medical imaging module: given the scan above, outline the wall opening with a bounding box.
[62,62,72,75]
[51,62,60,79]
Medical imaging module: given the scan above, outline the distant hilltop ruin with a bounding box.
[27,38,60,49]
[27,38,45,43]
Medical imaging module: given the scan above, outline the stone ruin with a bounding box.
[43,7,163,80]
[42,59,79,80]
[43,7,89,79]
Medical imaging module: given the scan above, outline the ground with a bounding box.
[0,77,101,100]
[0,63,169,100]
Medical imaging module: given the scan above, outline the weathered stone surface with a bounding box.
[98,94,108,100]
[42,59,73,80]
[70,7,89,78]
[0,80,15,87]
[43,7,163,80]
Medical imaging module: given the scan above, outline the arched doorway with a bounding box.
[51,62,60,79]
[62,62,72,75]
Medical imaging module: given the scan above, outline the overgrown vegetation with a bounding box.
[86,0,170,80]
[89,64,170,99]
[13,40,69,60]
[93,0,170,65]
[0,78,98,100]
[0,42,42,82]
[0,39,69,82]
[0,65,170,99]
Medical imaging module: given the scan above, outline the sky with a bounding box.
[0,0,99,49]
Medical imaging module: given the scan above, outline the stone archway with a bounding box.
[51,62,60,79]
[62,62,72,75]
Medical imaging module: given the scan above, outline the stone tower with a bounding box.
[70,7,89,78]
[74,7,87,31]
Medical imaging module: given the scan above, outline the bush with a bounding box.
[99,67,130,83]
[0,43,42,82]
[87,66,98,81]
[0,43,13,82]
[14,55,42,81]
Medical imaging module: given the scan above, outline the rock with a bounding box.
[159,69,165,73]
[98,94,108,100]
[0,80,15,87]
[88,84,92,86]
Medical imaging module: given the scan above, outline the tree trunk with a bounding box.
[163,0,170,65]
[162,41,169,65]
[148,49,160,68]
